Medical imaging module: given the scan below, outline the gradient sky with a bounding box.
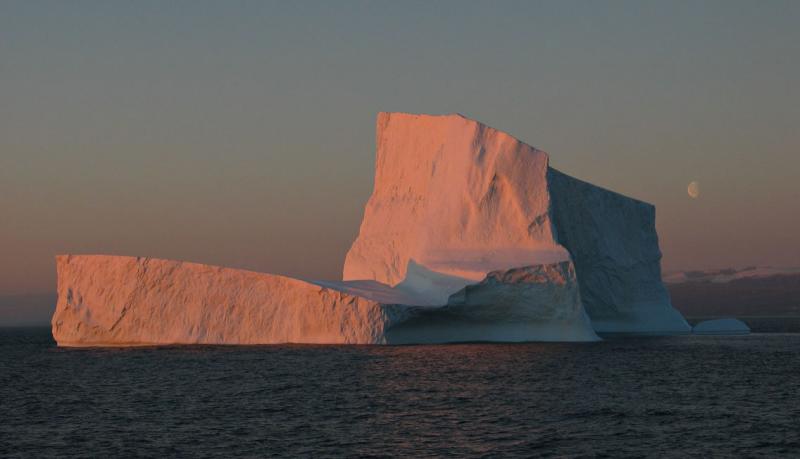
[1,0,799,299]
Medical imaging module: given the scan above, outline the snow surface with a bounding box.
[692,318,751,335]
[52,112,687,345]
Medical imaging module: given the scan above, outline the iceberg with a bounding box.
[52,112,689,346]
[692,318,751,335]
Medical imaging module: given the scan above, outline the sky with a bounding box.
[1,1,799,311]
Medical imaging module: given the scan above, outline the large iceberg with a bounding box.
[52,112,689,346]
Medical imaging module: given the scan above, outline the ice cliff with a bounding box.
[52,112,688,346]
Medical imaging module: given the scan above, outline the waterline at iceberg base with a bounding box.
[52,112,690,346]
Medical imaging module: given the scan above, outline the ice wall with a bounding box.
[547,169,690,334]
[52,255,398,346]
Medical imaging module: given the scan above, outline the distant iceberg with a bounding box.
[693,319,750,335]
[52,112,689,346]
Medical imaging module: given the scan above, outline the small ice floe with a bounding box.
[692,318,750,335]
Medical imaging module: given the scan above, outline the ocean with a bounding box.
[2,326,799,457]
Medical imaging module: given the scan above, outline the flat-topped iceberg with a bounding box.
[52,112,689,346]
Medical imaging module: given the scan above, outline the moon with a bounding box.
[688,181,700,199]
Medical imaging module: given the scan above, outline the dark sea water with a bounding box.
[2,327,799,458]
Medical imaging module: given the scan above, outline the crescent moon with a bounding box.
[688,181,700,199]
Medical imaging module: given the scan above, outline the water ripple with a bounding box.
[1,329,799,457]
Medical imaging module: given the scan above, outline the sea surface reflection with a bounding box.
[1,328,799,457]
